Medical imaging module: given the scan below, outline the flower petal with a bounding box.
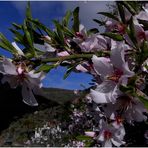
[90,89,111,104]
[2,58,17,75]
[96,81,116,93]
[111,41,126,69]
[111,138,124,147]
[92,55,113,79]
[1,75,18,88]
[79,24,87,38]
[98,131,105,142]
[34,43,56,52]
[136,11,148,21]
[90,81,118,104]
[104,140,112,147]
[76,64,88,72]
[22,83,38,106]
[122,62,135,77]
[12,42,24,56]
[85,131,95,137]
[57,51,70,57]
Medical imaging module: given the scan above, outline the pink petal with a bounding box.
[57,51,69,57]
[2,58,17,75]
[111,41,126,69]
[92,55,113,79]
[22,83,38,106]
[85,131,95,137]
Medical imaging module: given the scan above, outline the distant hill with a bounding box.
[0,74,77,133]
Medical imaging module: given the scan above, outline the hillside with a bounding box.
[0,78,81,146]
[0,76,78,132]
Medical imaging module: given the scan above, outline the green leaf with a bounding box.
[136,90,148,110]
[63,65,75,80]
[63,26,75,37]
[117,2,126,24]
[119,1,136,15]
[126,1,141,12]
[0,41,12,52]
[53,20,64,44]
[62,10,72,27]
[128,17,137,46]
[29,19,53,37]
[12,23,22,30]
[22,20,35,55]
[0,33,17,54]
[119,85,133,94]
[72,7,80,32]
[88,28,99,34]
[37,64,55,73]
[93,19,105,26]
[101,32,123,41]
[26,1,32,19]
[98,12,119,22]
[9,29,24,44]
[76,135,92,141]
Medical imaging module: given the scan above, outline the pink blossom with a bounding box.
[0,58,45,106]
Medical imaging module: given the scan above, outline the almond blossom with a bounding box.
[103,95,147,124]
[0,58,45,106]
[73,24,108,52]
[85,119,125,147]
[73,24,87,44]
[136,4,148,21]
[133,17,148,42]
[97,120,125,147]
[78,34,108,52]
[90,41,134,104]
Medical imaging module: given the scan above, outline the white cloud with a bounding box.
[11,1,114,30]
[63,1,114,29]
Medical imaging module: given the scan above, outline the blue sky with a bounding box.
[0,1,112,90]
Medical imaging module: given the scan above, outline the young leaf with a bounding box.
[127,17,137,47]
[119,84,134,94]
[23,21,35,55]
[62,10,72,27]
[72,7,80,32]
[26,1,32,19]
[9,29,24,44]
[93,19,105,26]
[76,135,92,141]
[12,23,22,30]
[136,89,148,110]
[0,33,17,54]
[98,12,119,22]
[101,32,123,41]
[29,19,53,37]
[117,2,126,24]
[37,64,55,73]
[63,65,75,80]
[53,20,64,44]
[88,28,99,34]
[119,1,136,15]
[63,26,75,37]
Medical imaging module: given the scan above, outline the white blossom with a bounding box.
[0,58,45,106]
